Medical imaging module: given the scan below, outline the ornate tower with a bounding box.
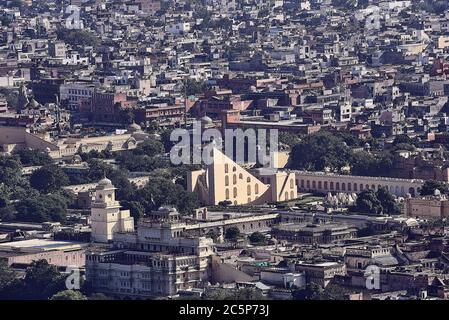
[90,178,135,243]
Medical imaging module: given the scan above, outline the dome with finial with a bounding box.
[98,177,113,187]
[73,154,82,164]
[200,116,213,125]
[127,122,142,133]
[27,98,41,109]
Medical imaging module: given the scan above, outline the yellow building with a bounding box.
[187,148,297,206]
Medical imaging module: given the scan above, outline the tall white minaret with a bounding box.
[90,178,135,243]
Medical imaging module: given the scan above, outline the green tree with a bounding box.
[29,165,69,194]
[205,288,265,300]
[393,134,413,146]
[206,229,220,241]
[184,79,205,96]
[109,170,136,201]
[351,152,393,177]
[225,226,240,241]
[0,260,15,292]
[14,192,71,222]
[249,232,266,245]
[57,29,99,47]
[0,155,23,188]
[13,148,53,166]
[134,140,165,157]
[132,177,199,215]
[86,159,114,181]
[291,131,352,172]
[2,260,67,300]
[292,283,326,300]
[353,190,383,215]
[420,180,448,196]
[121,200,145,220]
[279,132,302,148]
[376,187,400,215]
[391,143,415,152]
[0,185,9,208]
[51,290,87,300]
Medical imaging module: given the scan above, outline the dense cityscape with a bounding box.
[1,0,449,303]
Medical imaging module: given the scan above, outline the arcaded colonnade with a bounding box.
[294,171,425,197]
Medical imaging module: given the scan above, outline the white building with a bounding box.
[90,178,135,243]
[60,83,95,110]
[165,22,191,34]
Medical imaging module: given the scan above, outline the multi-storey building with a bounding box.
[404,192,449,219]
[60,83,95,110]
[86,196,214,298]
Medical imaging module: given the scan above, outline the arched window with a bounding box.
[225,189,230,200]
[233,174,237,184]
[285,192,289,200]
[239,173,243,179]
[225,176,229,186]
[247,185,251,195]
[225,164,229,173]
[233,187,237,198]
[247,177,251,183]
[255,184,259,194]
[290,191,294,199]
[233,166,237,172]
[248,197,251,203]
[290,179,294,189]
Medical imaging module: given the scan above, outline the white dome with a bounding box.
[200,116,213,125]
[98,177,112,186]
[127,122,142,133]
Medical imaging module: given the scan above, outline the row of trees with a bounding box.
[223,227,267,245]
[292,282,350,300]
[0,259,109,300]
[56,29,100,47]
[351,187,401,216]
[0,150,78,223]
[290,131,392,175]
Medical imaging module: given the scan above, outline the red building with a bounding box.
[90,92,134,124]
